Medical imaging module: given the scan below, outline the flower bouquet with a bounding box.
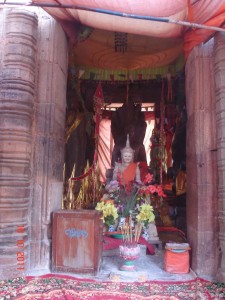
[136,173,166,204]
[101,169,167,231]
[95,201,118,230]
[104,178,140,219]
[136,203,155,227]
[135,202,157,241]
[104,180,120,201]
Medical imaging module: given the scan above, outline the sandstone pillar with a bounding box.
[0,7,68,278]
[214,32,225,282]
[0,8,38,279]
[185,39,219,279]
[30,9,68,272]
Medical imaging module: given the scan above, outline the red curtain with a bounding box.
[98,113,155,183]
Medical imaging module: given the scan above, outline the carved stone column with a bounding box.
[214,32,225,282]
[0,8,38,279]
[185,39,219,279]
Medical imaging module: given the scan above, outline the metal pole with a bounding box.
[1,1,225,33]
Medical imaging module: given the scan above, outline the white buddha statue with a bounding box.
[112,135,141,185]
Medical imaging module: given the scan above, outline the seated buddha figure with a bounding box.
[112,135,141,185]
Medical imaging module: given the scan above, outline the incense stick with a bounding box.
[121,220,143,245]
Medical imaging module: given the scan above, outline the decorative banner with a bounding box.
[94,82,104,100]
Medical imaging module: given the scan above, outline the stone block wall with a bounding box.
[185,39,219,279]
[214,32,225,282]
[0,7,68,279]
[30,8,68,272]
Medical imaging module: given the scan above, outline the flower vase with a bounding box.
[117,217,126,231]
[142,224,149,241]
[129,210,138,229]
[119,244,141,271]
[108,224,116,232]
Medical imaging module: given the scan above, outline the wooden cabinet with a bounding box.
[52,209,103,274]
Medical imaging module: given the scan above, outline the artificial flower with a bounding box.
[136,203,155,227]
[95,201,118,226]
[102,173,166,220]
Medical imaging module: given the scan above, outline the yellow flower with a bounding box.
[95,201,118,225]
[95,202,105,211]
[136,203,155,224]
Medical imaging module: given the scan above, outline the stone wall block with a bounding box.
[186,182,198,226]
[54,105,67,135]
[37,10,68,67]
[185,38,218,278]
[194,230,219,276]
[30,10,68,271]
[37,11,68,104]
[186,114,198,155]
[37,62,67,109]
[214,32,225,281]
[35,103,65,137]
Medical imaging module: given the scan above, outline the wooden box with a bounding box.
[52,209,103,274]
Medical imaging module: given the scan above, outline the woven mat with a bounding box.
[1,274,225,299]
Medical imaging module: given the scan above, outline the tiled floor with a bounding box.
[28,245,197,283]
[88,245,196,282]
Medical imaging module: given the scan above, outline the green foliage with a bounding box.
[104,215,116,227]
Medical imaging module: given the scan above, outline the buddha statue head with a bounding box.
[121,135,134,165]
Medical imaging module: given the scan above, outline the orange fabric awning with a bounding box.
[28,0,225,69]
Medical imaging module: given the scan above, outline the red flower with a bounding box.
[146,185,158,194]
[156,185,166,197]
[143,173,153,184]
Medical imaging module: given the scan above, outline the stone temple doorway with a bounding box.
[0,6,224,282]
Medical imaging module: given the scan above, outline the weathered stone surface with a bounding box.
[29,9,68,271]
[0,5,224,281]
[0,7,68,279]
[0,8,38,280]
[214,32,225,282]
[185,39,219,279]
